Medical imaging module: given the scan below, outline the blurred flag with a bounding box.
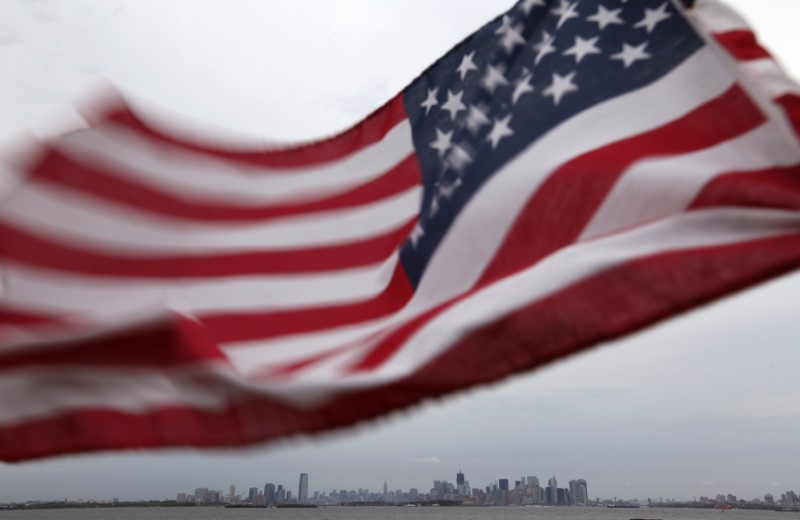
[0,0,799,461]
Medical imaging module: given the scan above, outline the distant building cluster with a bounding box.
[697,489,800,509]
[176,474,310,506]
[464,474,589,506]
[175,470,590,507]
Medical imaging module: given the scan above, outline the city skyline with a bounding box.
[5,466,796,507]
[170,470,796,508]
[0,0,797,505]
[172,470,797,510]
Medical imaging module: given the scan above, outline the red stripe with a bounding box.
[690,165,800,211]
[0,314,226,371]
[200,263,413,344]
[479,85,766,285]
[0,307,67,327]
[95,95,408,169]
[775,93,800,137]
[2,231,798,462]
[0,218,416,278]
[32,150,421,222]
[0,308,86,345]
[713,30,771,62]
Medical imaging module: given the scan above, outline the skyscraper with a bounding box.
[456,469,465,486]
[264,483,276,505]
[299,473,309,503]
[569,479,589,506]
[547,476,558,505]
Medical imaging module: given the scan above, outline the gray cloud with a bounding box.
[409,457,441,464]
[20,0,59,23]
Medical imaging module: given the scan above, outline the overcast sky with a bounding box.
[0,0,798,504]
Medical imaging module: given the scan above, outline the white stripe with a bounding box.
[690,0,749,34]
[222,316,390,373]
[244,207,800,406]
[0,256,398,322]
[739,58,800,100]
[0,364,234,426]
[412,47,737,308]
[58,120,414,205]
[0,181,421,253]
[580,122,800,241]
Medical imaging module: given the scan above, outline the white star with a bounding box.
[611,42,651,68]
[438,177,462,199]
[533,31,557,65]
[429,195,440,217]
[519,0,546,15]
[563,36,601,64]
[550,0,580,30]
[409,222,425,248]
[543,71,578,105]
[446,146,472,173]
[495,15,514,36]
[456,52,478,80]
[634,3,672,33]
[512,73,535,104]
[464,104,491,133]
[486,114,514,149]
[429,128,453,158]
[500,26,527,54]
[482,64,509,93]
[441,90,466,120]
[420,88,438,115]
[586,5,624,30]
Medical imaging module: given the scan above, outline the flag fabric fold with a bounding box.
[1,0,799,461]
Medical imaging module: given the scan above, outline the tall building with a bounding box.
[569,479,589,506]
[264,483,276,505]
[299,473,309,503]
[383,480,388,498]
[229,484,236,500]
[526,476,540,502]
[248,487,258,503]
[499,479,509,491]
[456,470,469,497]
[547,476,558,505]
[194,488,208,503]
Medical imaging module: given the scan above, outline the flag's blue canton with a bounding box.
[399,0,704,288]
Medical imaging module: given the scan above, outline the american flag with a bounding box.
[0,0,799,461]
